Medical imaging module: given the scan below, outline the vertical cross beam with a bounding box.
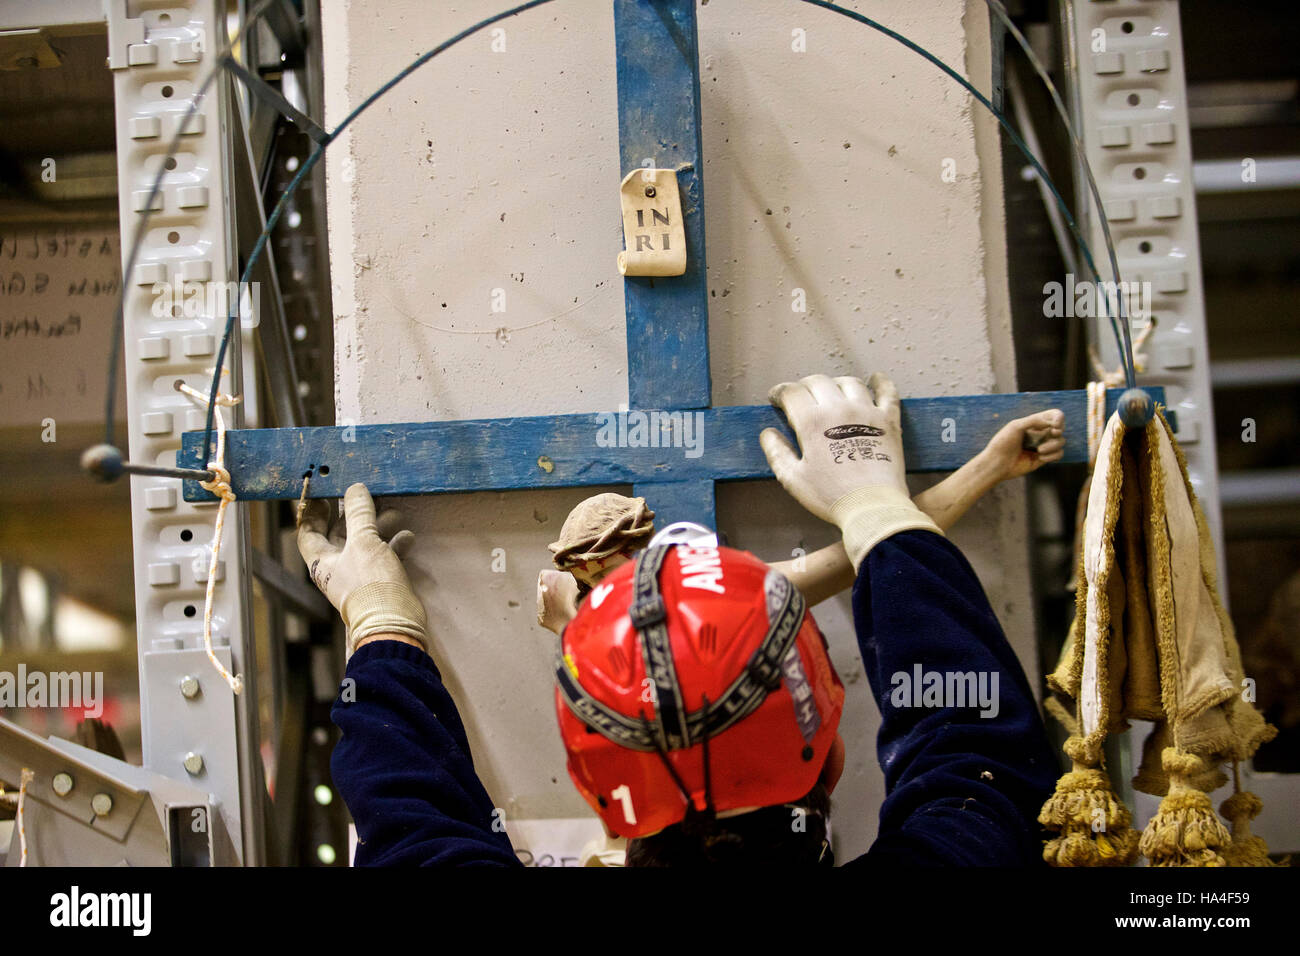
[614,0,716,528]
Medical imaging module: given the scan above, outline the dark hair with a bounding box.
[624,782,832,867]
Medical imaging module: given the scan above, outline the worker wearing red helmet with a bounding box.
[557,534,846,862]
[301,372,1059,866]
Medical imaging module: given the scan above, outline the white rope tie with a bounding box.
[17,768,34,867]
[1086,379,1106,467]
[1088,317,1159,389]
[296,471,312,526]
[178,380,244,695]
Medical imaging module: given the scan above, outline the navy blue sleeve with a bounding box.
[844,530,1058,867]
[329,639,522,867]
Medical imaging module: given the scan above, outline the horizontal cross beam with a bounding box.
[180,387,1166,502]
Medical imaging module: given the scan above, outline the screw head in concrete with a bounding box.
[183,752,204,775]
[179,674,200,699]
[91,792,113,816]
[52,773,74,797]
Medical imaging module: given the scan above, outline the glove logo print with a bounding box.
[823,424,884,440]
[308,558,330,591]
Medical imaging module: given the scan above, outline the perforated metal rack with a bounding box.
[1064,0,1223,559]
[104,0,264,864]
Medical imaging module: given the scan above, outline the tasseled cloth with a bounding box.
[1043,409,1279,866]
[1140,748,1230,866]
[1040,737,1139,867]
[1219,765,1284,867]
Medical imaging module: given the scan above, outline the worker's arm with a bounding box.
[329,636,521,866]
[768,409,1065,606]
[760,374,1057,866]
[847,530,1058,866]
[299,484,521,867]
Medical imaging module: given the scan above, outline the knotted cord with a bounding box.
[17,768,34,867]
[177,379,245,695]
[1085,380,1107,468]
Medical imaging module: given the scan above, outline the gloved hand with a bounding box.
[537,569,580,636]
[986,409,1066,480]
[760,373,942,570]
[297,482,428,655]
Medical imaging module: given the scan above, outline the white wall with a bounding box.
[321,0,1032,860]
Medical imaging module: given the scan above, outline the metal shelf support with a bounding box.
[107,0,264,865]
[1064,0,1224,559]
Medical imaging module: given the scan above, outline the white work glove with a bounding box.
[297,482,428,655]
[760,373,942,570]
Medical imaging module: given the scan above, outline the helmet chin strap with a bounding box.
[642,699,834,865]
[641,693,717,824]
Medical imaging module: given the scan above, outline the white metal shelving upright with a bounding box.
[1065,0,1223,555]
[106,0,264,865]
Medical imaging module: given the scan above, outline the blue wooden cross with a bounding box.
[182,0,1164,527]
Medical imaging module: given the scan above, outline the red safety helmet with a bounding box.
[555,540,845,839]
